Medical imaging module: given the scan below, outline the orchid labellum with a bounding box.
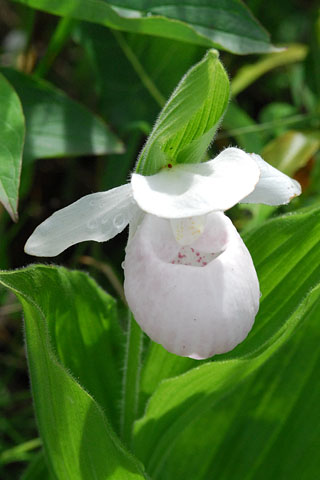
[25,148,301,359]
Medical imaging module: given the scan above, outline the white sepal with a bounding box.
[240,153,301,205]
[131,147,260,218]
[25,184,137,257]
[124,212,260,359]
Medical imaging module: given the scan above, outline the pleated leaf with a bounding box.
[0,266,146,480]
[136,50,230,175]
[134,205,320,478]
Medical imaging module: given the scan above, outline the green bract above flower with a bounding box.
[25,148,301,358]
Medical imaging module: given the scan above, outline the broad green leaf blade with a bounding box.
[262,130,320,176]
[0,68,123,162]
[133,205,320,475]
[157,287,320,480]
[0,73,25,221]
[0,266,146,480]
[12,0,276,54]
[136,50,230,175]
[74,22,203,129]
[134,288,320,477]
[44,267,125,429]
[139,343,197,417]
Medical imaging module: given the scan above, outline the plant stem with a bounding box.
[112,29,166,107]
[35,17,75,77]
[121,311,143,447]
[217,112,320,139]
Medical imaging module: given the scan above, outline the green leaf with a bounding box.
[231,43,307,96]
[0,266,146,480]
[0,73,25,221]
[0,438,41,465]
[45,268,125,429]
[139,343,197,417]
[222,102,265,153]
[73,22,203,128]
[262,130,320,176]
[0,68,124,162]
[154,286,320,480]
[306,11,320,100]
[136,49,230,175]
[21,451,52,480]
[133,205,320,476]
[12,0,276,55]
[258,102,298,137]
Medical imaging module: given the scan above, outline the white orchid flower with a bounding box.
[25,147,301,359]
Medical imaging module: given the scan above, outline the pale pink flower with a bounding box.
[25,148,301,358]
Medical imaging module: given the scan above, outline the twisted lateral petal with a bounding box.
[240,153,301,205]
[131,147,260,218]
[124,212,260,359]
[25,184,138,257]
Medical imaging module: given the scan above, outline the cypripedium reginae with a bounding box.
[25,147,301,359]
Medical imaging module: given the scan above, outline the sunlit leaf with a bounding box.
[231,43,307,96]
[262,130,320,176]
[12,0,277,54]
[0,73,25,221]
[135,205,320,478]
[0,266,146,480]
[1,68,123,162]
[155,285,320,480]
[136,50,230,175]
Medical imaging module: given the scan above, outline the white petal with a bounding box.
[131,147,260,218]
[240,153,301,205]
[124,212,260,359]
[25,184,138,257]
[170,216,206,246]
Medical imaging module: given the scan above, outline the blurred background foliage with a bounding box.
[0,0,319,477]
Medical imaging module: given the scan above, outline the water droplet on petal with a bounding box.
[121,261,125,269]
[113,213,126,230]
[89,200,96,207]
[87,219,98,230]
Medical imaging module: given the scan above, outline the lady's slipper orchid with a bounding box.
[25,147,301,359]
[124,212,260,359]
